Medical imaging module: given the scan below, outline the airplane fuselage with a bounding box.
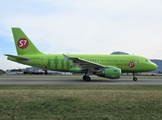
[8,54,157,73]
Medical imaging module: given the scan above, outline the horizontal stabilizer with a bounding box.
[4,54,30,61]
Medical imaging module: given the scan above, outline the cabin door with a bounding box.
[135,56,141,66]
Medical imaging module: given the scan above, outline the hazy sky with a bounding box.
[0,0,162,70]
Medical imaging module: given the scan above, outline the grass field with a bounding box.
[0,85,162,120]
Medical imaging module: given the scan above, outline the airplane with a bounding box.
[4,28,158,81]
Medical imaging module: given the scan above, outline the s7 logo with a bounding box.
[18,38,29,49]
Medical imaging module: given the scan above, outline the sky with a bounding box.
[0,0,162,70]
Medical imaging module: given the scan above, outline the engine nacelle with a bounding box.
[96,67,121,79]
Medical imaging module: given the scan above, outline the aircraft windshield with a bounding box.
[146,59,151,62]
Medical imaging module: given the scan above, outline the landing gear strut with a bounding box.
[45,70,47,75]
[83,74,91,82]
[133,73,137,81]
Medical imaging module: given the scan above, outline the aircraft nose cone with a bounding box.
[152,63,158,70]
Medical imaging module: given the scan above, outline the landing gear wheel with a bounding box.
[83,75,91,82]
[133,77,137,81]
[83,75,86,80]
[132,73,138,81]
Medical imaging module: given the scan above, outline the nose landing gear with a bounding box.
[133,73,137,81]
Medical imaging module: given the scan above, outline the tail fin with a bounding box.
[12,28,42,55]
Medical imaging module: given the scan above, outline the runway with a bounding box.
[0,75,162,85]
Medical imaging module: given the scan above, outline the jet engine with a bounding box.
[96,67,121,79]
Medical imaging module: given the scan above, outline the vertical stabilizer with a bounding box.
[12,28,42,55]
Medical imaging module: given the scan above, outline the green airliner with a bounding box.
[5,28,158,81]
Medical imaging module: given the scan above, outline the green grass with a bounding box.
[0,85,162,120]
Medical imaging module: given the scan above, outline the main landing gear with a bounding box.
[133,73,137,81]
[83,74,91,81]
[45,70,47,75]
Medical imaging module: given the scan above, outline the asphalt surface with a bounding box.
[0,75,162,85]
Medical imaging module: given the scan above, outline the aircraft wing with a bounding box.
[63,54,112,71]
[4,54,30,61]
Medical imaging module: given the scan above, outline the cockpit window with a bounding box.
[146,59,151,62]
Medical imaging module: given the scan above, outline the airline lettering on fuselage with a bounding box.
[18,38,29,49]
[116,62,135,68]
